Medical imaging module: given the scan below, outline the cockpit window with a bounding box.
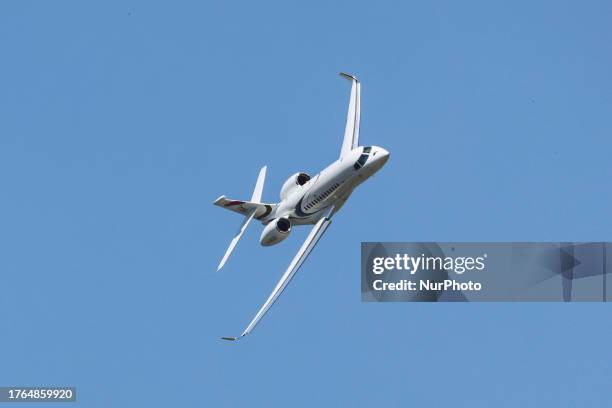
[358,154,368,166]
[354,153,369,170]
[363,146,372,154]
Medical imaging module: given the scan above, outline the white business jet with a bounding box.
[214,73,389,340]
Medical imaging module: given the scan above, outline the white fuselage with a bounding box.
[263,145,389,226]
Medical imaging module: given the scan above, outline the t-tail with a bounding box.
[213,166,276,271]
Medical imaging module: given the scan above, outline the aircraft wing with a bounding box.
[339,72,360,158]
[222,207,334,341]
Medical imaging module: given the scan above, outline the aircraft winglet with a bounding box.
[221,333,247,341]
[339,73,361,158]
[339,72,359,82]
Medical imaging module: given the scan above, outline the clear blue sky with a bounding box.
[1,1,611,407]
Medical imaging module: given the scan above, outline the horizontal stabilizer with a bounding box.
[216,209,257,271]
[214,165,276,271]
[213,196,275,220]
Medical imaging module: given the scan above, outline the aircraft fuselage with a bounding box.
[265,145,389,226]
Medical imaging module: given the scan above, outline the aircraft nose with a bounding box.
[376,147,390,164]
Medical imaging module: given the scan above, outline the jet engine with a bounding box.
[280,172,311,200]
[260,217,292,246]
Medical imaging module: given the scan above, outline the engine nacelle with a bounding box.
[260,217,292,246]
[280,172,311,200]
